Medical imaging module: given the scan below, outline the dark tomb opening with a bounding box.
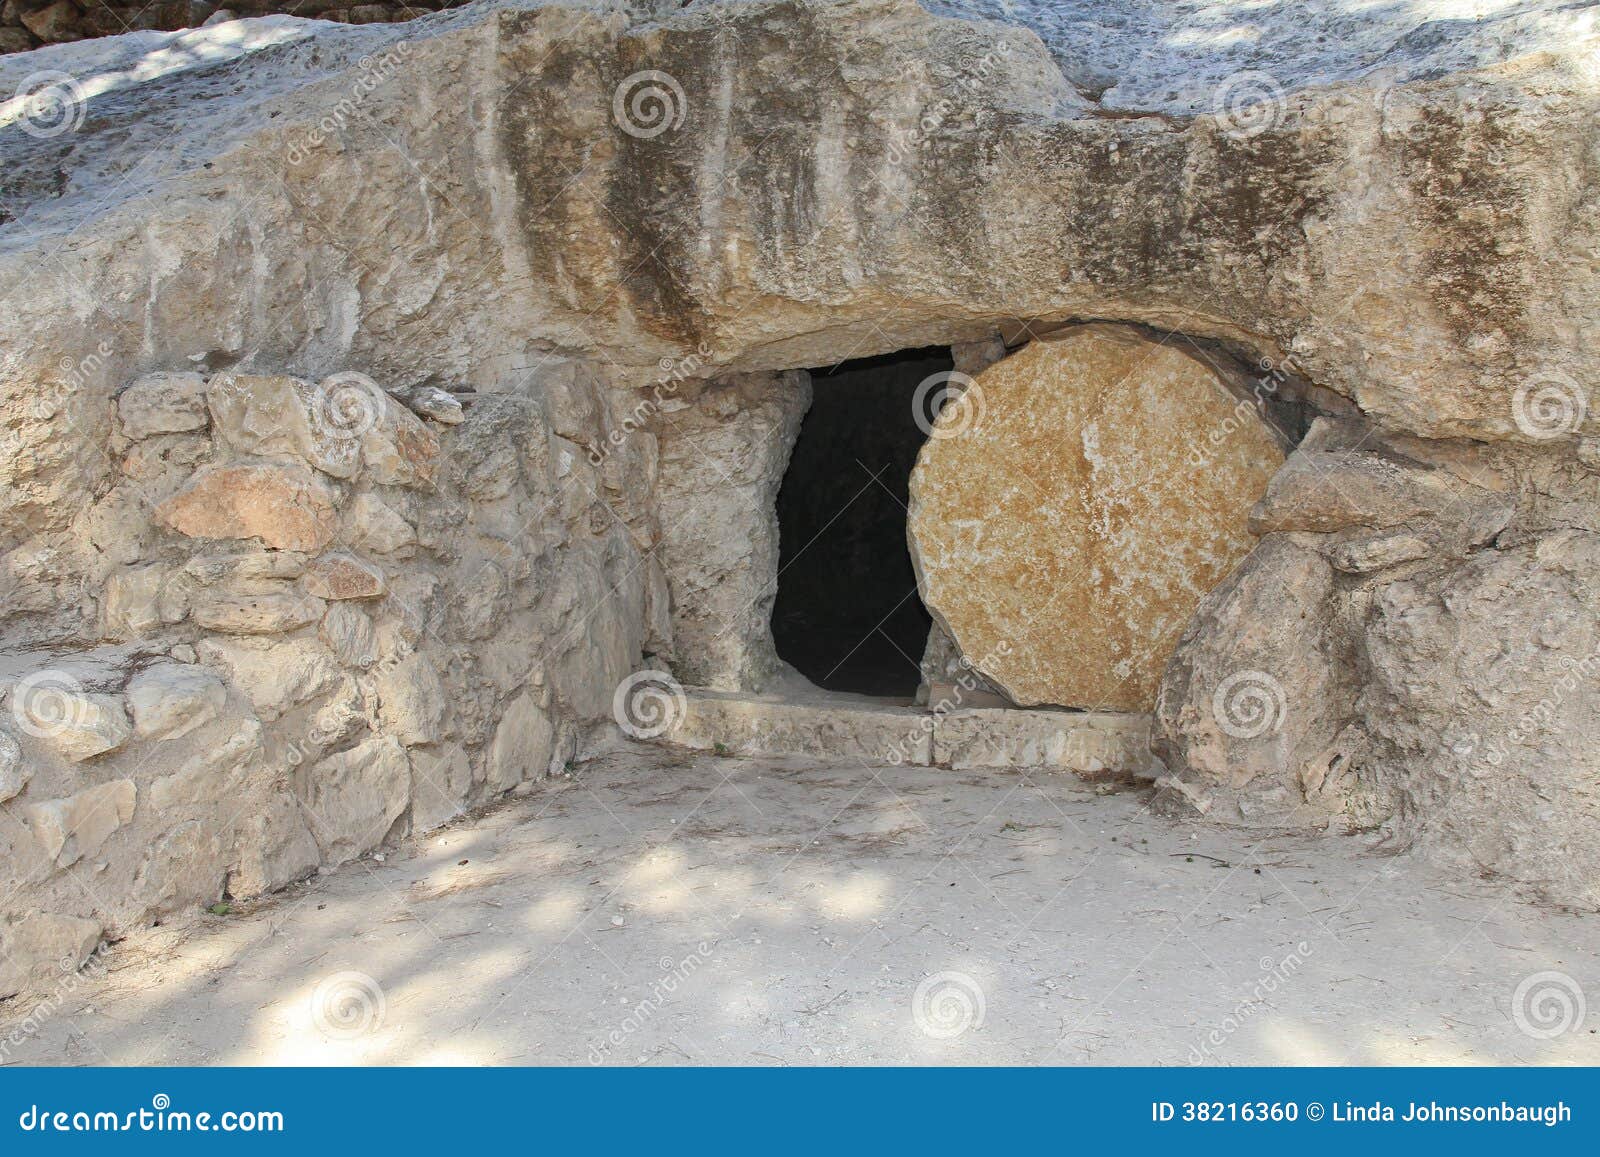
[771,347,950,698]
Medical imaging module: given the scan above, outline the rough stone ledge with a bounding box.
[662,688,1163,780]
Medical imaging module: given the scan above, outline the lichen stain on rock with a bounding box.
[1400,97,1533,353]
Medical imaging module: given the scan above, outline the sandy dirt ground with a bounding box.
[4,747,1597,1066]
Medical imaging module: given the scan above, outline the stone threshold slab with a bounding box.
[662,688,1164,780]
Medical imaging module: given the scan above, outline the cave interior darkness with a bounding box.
[771,346,951,699]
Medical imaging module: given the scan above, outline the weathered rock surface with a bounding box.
[319,602,378,668]
[197,636,340,720]
[342,493,417,556]
[0,726,27,802]
[126,663,227,741]
[25,779,137,867]
[654,372,811,691]
[303,552,386,600]
[117,372,209,440]
[1355,534,1600,905]
[1,0,1598,955]
[664,687,1159,778]
[1154,534,1348,811]
[102,563,187,638]
[299,736,410,865]
[157,463,339,552]
[909,325,1285,711]
[191,589,326,634]
[12,685,133,763]
[230,793,321,901]
[486,690,553,793]
[0,909,100,1000]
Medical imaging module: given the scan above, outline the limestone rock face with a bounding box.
[0,909,101,1000]
[25,779,137,867]
[486,690,553,793]
[1153,534,1349,813]
[0,727,28,802]
[207,373,363,480]
[230,794,321,901]
[1,0,1599,935]
[157,463,339,553]
[117,373,209,440]
[374,652,446,747]
[197,636,340,721]
[908,325,1284,711]
[1356,534,1600,905]
[126,663,227,741]
[191,589,326,634]
[12,685,133,763]
[654,372,812,691]
[299,736,410,866]
[303,552,387,600]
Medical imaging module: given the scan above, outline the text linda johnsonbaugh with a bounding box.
[1151,1100,1572,1127]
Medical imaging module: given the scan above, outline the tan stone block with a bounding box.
[303,551,387,600]
[907,324,1284,712]
[0,910,102,1000]
[191,589,325,634]
[157,462,339,553]
[25,779,137,868]
[117,372,209,440]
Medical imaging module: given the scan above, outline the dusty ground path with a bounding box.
[5,748,1597,1065]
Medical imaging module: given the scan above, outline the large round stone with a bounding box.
[907,324,1285,711]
